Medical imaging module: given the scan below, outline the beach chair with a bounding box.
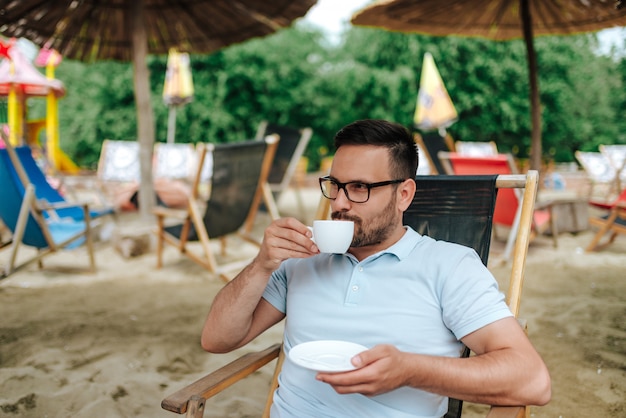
[13,146,115,222]
[255,121,313,219]
[574,151,617,200]
[153,142,197,181]
[0,146,96,277]
[438,152,557,261]
[585,187,626,251]
[414,131,455,174]
[455,140,498,156]
[599,144,626,192]
[160,172,540,418]
[154,136,279,282]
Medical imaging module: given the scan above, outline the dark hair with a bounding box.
[333,119,418,179]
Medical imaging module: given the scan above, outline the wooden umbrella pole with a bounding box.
[520,0,542,172]
[167,106,177,144]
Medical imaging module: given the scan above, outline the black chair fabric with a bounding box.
[262,124,302,186]
[404,175,499,418]
[419,131,452,175]
[166,140,267,240]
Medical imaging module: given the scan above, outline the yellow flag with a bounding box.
[413,52,458,131]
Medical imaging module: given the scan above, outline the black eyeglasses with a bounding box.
[319,176,405,203]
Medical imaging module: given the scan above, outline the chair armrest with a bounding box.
[486,405,525,418]
[37,200,91,211]
[161,343,282,414]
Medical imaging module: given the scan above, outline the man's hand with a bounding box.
[255,217,319,273]
[316,345,410,396]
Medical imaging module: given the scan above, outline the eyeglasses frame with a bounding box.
[319,175,406,203]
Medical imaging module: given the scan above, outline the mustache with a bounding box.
[331,212,361,224]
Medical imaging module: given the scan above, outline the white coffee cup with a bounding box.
[309,220,354,253]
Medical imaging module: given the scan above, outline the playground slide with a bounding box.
[27,119,80,174]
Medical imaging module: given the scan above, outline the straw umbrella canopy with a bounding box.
[0,0,317,220]
[352,0,626,171]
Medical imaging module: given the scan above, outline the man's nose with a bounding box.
[331,187,352,211]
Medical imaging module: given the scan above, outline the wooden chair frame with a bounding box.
[161,173,539,418]
[154,136,279,282]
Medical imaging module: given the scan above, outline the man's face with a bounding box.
[329,145,402,248]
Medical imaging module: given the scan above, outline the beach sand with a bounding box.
[1,186,625,418]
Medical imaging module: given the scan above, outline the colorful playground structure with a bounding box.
[0,38,79,173]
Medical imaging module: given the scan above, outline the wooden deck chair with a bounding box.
[95,140,141,209]
[574,151,617,200]
[438,152,557,261]
[12,146,115,222]
[414,130,455,174]
[154,142,197,181]
[0,145,96,277]
[455,140,498,156]
[599,144,626,193]
[154,136,279,282]
[585,187,626,251]
[255,121,313,219]
[160,172,540,418]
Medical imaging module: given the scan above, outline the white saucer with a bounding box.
[288,340,368,372]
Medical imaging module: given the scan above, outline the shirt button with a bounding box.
[352,285,359,292]
[358,267,363,272]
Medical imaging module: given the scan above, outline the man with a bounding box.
[201,119,551,417]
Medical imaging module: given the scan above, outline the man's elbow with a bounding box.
[528,366,552,406]
[200,334,235,354]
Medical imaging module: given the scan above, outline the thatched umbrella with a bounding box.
[352,0,626,171]
[0,0,317,220]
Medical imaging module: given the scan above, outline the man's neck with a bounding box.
[348,225,407,262]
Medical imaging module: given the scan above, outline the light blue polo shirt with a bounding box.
[262,227,512,418]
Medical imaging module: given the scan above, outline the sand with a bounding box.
[1,186,625,418]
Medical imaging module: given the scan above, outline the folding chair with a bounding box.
[160,172,540,418]
[574,151,617,200]
[439,152,557,261]
[154,136,279,282]
[153,142,197,181]
[455,140,498,156]
[599,144,626,193]
[0,146,96,277]
[414,131,455,174]
[255,121,313,219]
[13,146,115,222]
[585,188,626,251]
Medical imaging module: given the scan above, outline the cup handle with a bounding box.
[307,226,315,243]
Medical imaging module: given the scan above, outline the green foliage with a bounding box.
[36,24,626,169]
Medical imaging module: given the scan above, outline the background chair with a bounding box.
[438,152,557,261]
[575,150,618,200]
[153,142,198,181]
[160,172,540,418]
[13,146,115,222]
[599,144,626,193]
[455,140,498,156]
[255,121,313,219]
[585,187,626,251]
[0,146,96,277]
[414,131,455,174]
[154,136,279,282]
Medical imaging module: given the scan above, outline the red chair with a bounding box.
[586,187,626,251]
[439,152,557,261]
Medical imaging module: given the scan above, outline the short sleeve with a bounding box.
[262,262,289,314]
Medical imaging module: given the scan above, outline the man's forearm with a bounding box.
[200,259,275,352]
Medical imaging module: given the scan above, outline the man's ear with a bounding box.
[398,179,416,212]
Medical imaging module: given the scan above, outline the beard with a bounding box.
[332,197,399,248]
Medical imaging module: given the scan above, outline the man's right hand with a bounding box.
[255,217,319,273]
